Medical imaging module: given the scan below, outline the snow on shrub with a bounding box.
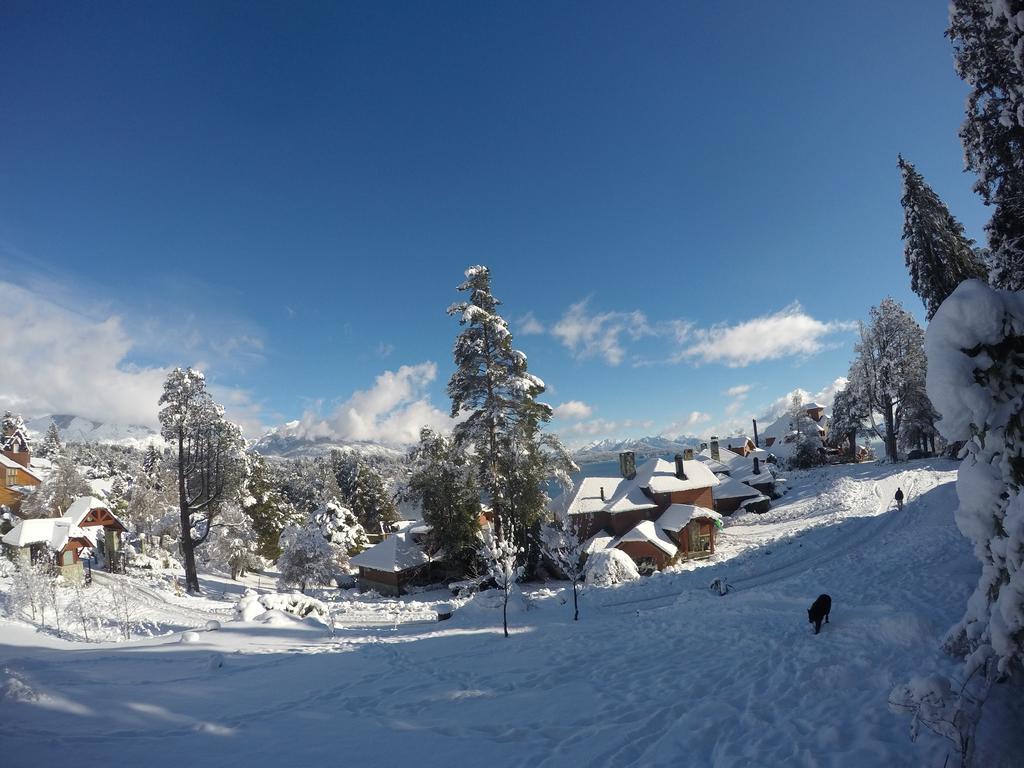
[925,279,1024,677]
[181,631,201,643]
[234,590,329,624]
[584,549,640,588]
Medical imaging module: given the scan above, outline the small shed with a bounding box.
[612,520,677,573]
[656,504,722,560]
[350,531,433,596]
[2,518,96,580]
[712,476,764,515]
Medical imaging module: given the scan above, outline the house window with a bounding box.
[4,467,15,486]
[62,551,74,566]
[689,521,711,553]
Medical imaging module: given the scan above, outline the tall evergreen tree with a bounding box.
[406,427,482,574]
[40,420,63,458]
[898,156,988,318]
[158,367,245,594]
[948,0,1024,289]
[447,266,575,563]
[333,453,398,533]
[241,453,302,560]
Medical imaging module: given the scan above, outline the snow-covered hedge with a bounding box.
[925,279,1024,676]
[584,549,640,588]
[235,591,330,624]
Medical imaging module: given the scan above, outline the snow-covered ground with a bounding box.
[1,460,1020,766]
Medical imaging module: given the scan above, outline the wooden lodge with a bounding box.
[0,453,42,515]
[562,452,723,573]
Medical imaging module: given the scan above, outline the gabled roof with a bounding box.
[612,519,677,557]
[656,504,722,532]
[719,435,754,448]
[733,467,776,487]
[712,476,763,501]
[694,453,732,474]
[2,518,96,550]
[0,454,41,482]
[350,531,431,573]
[63,496,127,530]
[563,457,719,518]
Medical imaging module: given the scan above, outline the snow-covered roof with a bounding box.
[656,504,722,532]
[740,494,771,509]
[564,458,718,519]
[712,476,763,500]
[734,467,776,487]
[350,532,431,573]
[2,518,95,550]
[640,458,720,495]
[804,401,827,411]
[0,454,41,481]
[63,496,126,530]
[612,520,677,557]
[694,454,731,474]
[583,531,614,555]
[719,435,754,448]
[563,476,646,517]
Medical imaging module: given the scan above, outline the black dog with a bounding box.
[808,594,831,634]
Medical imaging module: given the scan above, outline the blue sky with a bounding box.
[0,1,990,445]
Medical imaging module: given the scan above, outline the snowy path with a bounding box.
[0,460,999,767]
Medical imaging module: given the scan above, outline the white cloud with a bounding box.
[294,362,452,445]
[553,400,593,421]
[756,377,849,424]
[0,281,170,429]
[680,304,856,368]
[660,411,712,437]
[551,300,654,366]
[375,342,395,359]
[517,312,545,335]
[725,384,752,397]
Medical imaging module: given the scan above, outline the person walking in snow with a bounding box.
[894,487,904,511]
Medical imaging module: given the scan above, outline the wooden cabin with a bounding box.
[350,529,434,596]
[64,497,127,563]
[0,453,42,514]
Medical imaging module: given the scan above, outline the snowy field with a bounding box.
[1,459,1020,767]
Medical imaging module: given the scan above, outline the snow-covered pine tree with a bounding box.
[899,156,988,318]
[312,499,368,561]
[205,503,265,580]
[479,518,524,638]
[1,411,29,453]
[406,427,482,574]
[277,523,337,593]
[335,454,398,534]
[241,453,303,560]
[40,420,63,458]
[926,279,1024,679]
[851,298,929,462]
[158,367,245,594]
[447,265,574,568]
[949,0,1024,290]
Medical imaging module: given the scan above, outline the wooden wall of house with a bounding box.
[614,540,671,570]
[714,495,749,515]
[676,520,716,560]
[2,450,31,469]
[357,567,401,596]
[669,487,714,509]
[0,485,24,511]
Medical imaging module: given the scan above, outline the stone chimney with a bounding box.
[752,419,759,447]
[683,447,694,461]
[700,442,708,452]
[618,451,636,480]
[753,456,761,475]
[674,453,686,480]
[710,436,720,461]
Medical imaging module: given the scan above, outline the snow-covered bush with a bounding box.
[542,514,588,621]
[925,280,1024,678]
[234,590,329,624]
[277,523,337,593]
[584,549,640,588]
[204,504,266,579]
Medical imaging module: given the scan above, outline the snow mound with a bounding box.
[181,631,201,644]
[1,675,38,703]
[585,549,640,587]
[205,620,222,631]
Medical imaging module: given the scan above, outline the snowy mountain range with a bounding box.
[252,421,404,460]
[25,414,162,449]
[573,435,702,464]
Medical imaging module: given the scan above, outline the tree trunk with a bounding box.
[883,400,898,462]
[503,585,509,638]
[177,431,201,594]
[848,431,857,461]
[572,580,579,621]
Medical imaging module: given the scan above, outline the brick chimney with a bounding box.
[710,436,720,461]
[618,451,636,480]
[674,453,686,480]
